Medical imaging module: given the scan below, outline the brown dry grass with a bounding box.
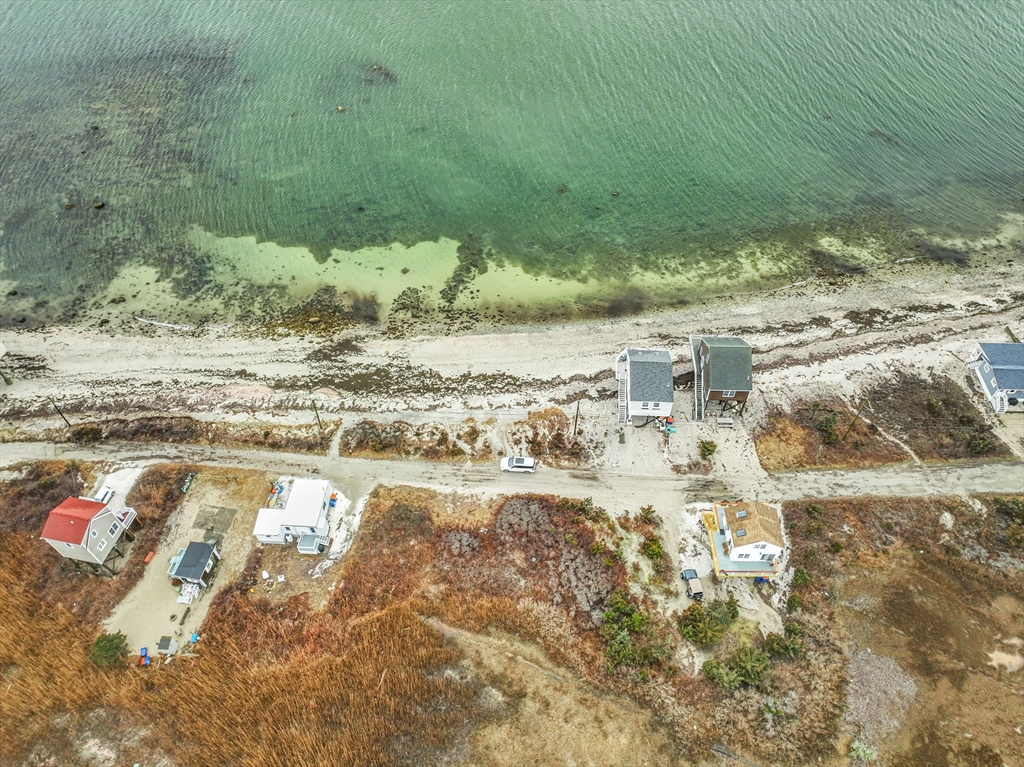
[0,462,192,626]
[867,374,1013,461]
[66,416,333,453]
[754,400,908,471]
[337,418,491,461]
[3,484,679,766]
[505,407,597,468]
[0,463,193,763]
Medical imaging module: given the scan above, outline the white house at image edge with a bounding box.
[40,496,137,572]
[966,342,1023,414]
[615,348,674,424]
[253,477,339,554]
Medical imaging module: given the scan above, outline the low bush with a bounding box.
[699,440,717,460]
[792,567,813,587]
[703,645,771,691]
[89,631,128,668]
[764,631,804,659]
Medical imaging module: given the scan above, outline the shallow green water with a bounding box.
[1,0,1021,322]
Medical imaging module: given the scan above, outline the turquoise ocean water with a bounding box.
[1,0,1021,323]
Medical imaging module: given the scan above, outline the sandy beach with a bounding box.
[1,216,1021,446]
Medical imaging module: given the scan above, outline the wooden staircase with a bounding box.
[690,335,704,422]
[617,376,628,423]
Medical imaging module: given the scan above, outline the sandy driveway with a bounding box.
[103,468,273,653]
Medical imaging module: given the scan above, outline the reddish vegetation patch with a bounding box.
[867,374,1012,461]
[754,399,908,471]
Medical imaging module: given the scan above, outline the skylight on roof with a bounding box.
[736,529,746,537]
[736,510,748,518]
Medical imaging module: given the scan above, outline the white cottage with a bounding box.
[40,496,137,574]
[253,478,337,551]
[702,501,784,578]
[966,342,1023,413]
[615,348,674,424]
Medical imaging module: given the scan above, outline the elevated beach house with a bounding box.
[615,348,674,424]
[701,501,784,578]
[40,495,137,575]
[253,477,338,555]
[689,335,753,421]
[966,342,1023,413]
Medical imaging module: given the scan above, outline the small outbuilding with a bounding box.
[690,335,753,421]
[966,342,1023,413]
[168,541,220,588]
[253,477,337,550]
[40,495,137,575]
[614,347,674,424]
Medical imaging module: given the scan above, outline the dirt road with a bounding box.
[2,441,1020,516]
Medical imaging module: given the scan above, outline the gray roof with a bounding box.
[626,348,674,403]
[172,542,215,582]
[980,343,1024,390]
[702,336,753,391]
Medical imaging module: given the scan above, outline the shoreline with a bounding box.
[1,221,1021,456]
[3,212,1020,335]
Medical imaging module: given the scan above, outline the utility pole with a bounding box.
[840,398,871,442]
[49,397,72,428]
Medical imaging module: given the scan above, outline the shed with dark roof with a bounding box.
[168,542,220,587]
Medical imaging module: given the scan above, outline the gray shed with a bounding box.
[168,541,220,587]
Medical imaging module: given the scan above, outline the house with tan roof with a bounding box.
[701,501,784,578]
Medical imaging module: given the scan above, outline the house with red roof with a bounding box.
[40,495,137,573]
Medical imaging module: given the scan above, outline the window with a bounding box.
[736,553,750,560]
[722,390,736,398]
[91,530,98,538]
[736,529,746,537]
[754,543,766,549]
[652,402,660,410]
[310,527,316,534]
[641,402,650,410]
[97,539,107,552]
[65,543,73,548]
[736,510,748,519]
[760,553,774,561]
[108,522,119,536]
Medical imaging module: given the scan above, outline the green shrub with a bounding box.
[783,621,804,638]
[829,540,844,553]
[600,590,667,670]
[993,497,1024,523]
[679,604,725,647]
[967,433,993,454]
[590,541,606,556]
[764,632,804,659]
[1007,525,1024,548]
[89,631,129,669]
[702,658,740,692]
[805,503,823,518]
[638,504,659,526]
[727,645,771,686]
[705,596,739,628]
[792,567,813,587]
[816,413,839,443]
[699,440,717,460]
[786,594,803,612]
[849,737,878,763]
[640,535,665,568]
